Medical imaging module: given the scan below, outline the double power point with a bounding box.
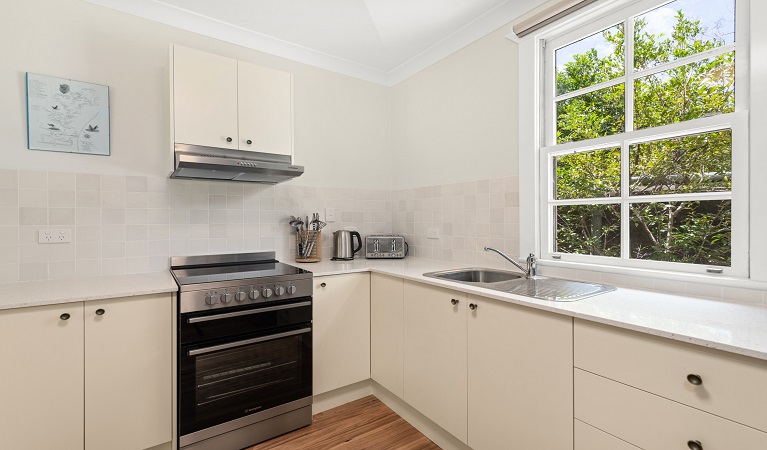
[38,229,72,244]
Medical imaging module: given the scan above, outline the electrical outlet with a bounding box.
[325,208,336,222]
[427,228,441,239]
[38,229,72,244]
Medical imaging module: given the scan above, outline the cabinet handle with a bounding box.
[687,374,703,386]
[451,299,459,305]
[95,309,105,316]
[246,139,253,145]
[60,313,71,321]
[320,282,326,288]
[226,137,233,143]
[687,440,703,450]
[469,303,477,311]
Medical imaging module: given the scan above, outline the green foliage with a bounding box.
[554,9,733,266]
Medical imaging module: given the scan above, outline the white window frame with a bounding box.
[517,0,754,282]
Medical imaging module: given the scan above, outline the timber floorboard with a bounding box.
[248,395,441,450]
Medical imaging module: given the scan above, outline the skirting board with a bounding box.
[371,381,471,450]
[312,379,373,414]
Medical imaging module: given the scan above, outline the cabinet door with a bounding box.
[85,294,172,450]
[0,303,84,450]
[467,295,573,449]
[313,273,371,395]
[371,273,404,397]
[403,281,468,443]
[238,61,293,156]
[173,45,238,149]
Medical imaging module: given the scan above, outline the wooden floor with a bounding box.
[247,396,441,450]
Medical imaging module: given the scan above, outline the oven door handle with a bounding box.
[187,327,312,356]
[186,301,312,324]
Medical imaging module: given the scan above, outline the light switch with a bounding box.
[325,208,336,222]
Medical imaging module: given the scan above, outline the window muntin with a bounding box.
[541,0,745,275]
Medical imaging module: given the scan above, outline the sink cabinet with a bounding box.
[0,294,173,450]
[403,281,468,442]
[467,295,573,450]
[401,281,574,448]
[171,45,293,157]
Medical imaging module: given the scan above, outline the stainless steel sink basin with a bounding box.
[423,267,615,302]
[425,268,523,284]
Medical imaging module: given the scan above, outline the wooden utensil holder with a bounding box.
[296,231,322,263]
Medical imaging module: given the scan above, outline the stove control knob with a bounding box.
[235,291,247,302]
[249,289,260,300]
[275,286,286,296]
[262,288,273,298]
[221,293,233,303]
[204,293,219,305]
[286,285,297,295]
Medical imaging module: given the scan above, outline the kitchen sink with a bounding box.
[425,268,523,284]
[423,268,615,301]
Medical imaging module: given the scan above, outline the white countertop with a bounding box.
[0,272,178,310]
[294,258,767,361]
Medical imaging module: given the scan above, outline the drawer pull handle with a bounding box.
[60,313,70,321]
[469,303,478,311]
[687,374,703,386]
[95,309,105,316]
[687,440,703,450]
[451,299,459,305]
[320,282,326,288]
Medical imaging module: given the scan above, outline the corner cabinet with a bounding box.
[0,294,173,450]
[370,273,405,397]
[171,45,293,157]
[312,273,371,395]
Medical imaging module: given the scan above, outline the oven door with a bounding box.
[178,323,312,439]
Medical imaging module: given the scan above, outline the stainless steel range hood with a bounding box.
[170,144,304,184]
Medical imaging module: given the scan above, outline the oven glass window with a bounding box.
[180,329,312,436]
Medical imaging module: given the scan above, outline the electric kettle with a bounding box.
[332,230,362,260]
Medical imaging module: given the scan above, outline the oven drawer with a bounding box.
[574,319,767,432]
[179,324,312,438]
[180,299,312,344]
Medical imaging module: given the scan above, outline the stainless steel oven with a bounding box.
[172,252,313,450]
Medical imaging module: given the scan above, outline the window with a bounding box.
[539,0,747,276]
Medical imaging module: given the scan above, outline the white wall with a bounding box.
[0,0,391,190]
[389,26,520,190]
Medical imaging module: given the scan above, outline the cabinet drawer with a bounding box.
[575,420,639,450]
[574,319,767,431]
[575,369,767,450]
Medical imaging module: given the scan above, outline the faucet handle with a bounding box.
[526,253,537,276]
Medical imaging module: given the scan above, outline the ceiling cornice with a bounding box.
[83,0,543,86]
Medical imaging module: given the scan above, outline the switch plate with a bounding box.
[38,229,72,244]
[427,228,440,239]
[325,208,336,222]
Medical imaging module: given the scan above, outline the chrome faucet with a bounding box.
[484,247,537,278]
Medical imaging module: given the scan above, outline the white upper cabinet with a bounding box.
[172,45,239,150]
[238,61,293,156]
[171,45,293,158]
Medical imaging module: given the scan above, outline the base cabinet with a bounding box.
[371,273,404,397]
[85,295,172,450]
[0,303,85,449]
[575,420,639,450]
[0,294,173,450]
[313,273,371,395]
[467,295,573,450]
[403,281,468,443]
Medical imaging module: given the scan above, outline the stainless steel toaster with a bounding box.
[365,235,408,259]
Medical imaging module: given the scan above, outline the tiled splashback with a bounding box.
[0,168,764,305]
[0,169,390,282]
[391,176,520,268]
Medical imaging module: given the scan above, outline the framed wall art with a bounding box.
[26,72,110,156]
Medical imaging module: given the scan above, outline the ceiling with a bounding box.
[83,0,546,86]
